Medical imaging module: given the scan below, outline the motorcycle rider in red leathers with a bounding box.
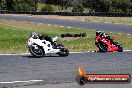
[95,30,116,52]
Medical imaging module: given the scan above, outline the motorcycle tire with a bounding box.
[114,42,123,52]
[97,42,108,52]
[58,48,69,57]
[29,44,45,57]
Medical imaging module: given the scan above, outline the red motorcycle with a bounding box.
[95,31,123,52]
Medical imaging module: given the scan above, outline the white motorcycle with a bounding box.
[28,32,69,57]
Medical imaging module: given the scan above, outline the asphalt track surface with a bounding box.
[0,52,132,88]
[0,14,132,34]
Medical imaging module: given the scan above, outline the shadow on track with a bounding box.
[22,55,63,58]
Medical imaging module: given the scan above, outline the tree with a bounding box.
[83,0,132,13]
[46,0,69,10]
[13,0,38,11]
[6,0,13,11]
[111,0,132,13]
[120,0,131,12]
[82,0,94,8]
[98,0,112,12]
[72,3,84,13]
[40,4,54,12]
[0,0,2,10]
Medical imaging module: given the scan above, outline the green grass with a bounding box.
[0,20,132,54]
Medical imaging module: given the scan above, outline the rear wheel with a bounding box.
[29,44,45,57]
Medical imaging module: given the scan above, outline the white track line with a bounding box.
[67,27,71,28]
[0,53,29,55]
[0,80,43,84]
[54,25,58,27]
[127,34,131,35]
[124,50,132,51]
[70,52,86,53]
[105,22,112,24]
[0,50,132,55]
[115,23,122,25]
[0,52,87,55]
[118,33,122,34]
[38,23,43,25]
[23,21,27,23]
[59,26,64,28]
[81,20,85,21]
[47,24,51,26]
[30,22,34,24]
[93,21,99,23]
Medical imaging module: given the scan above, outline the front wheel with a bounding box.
[114,42,123,52]
[29,44,45,57]
[58,48,69,57]
[96,42,108,52]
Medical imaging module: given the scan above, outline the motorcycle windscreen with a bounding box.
[28,32,38,39]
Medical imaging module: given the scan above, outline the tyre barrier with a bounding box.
[1,11,132,17]
[61,33,87,38]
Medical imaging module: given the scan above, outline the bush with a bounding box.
[40,4,54,12]
[14,4,37,11]
[112,8,123,13]
[72,3,84,13]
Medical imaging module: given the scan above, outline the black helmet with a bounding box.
[96,30,102,36]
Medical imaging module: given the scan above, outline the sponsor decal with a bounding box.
[76,67,131,85]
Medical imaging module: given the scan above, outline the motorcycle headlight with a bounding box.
[28,40,32,45]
